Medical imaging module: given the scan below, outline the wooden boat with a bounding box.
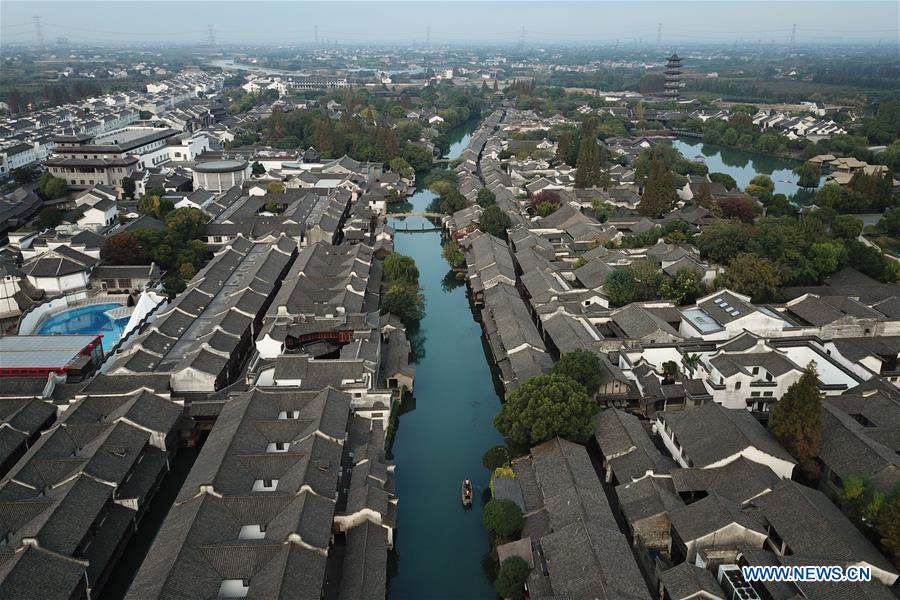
[461,479,473,507]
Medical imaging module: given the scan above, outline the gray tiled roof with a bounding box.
[610,304,680,340]
[752,480,897,575]
[669,493,765,542]
[0,545,88,600]
[670,457,780,505]
[709,350,800,379]
[338,520,389,600]
[697,291,755,325]
[594,409,674,482]
[659,562,724,600]
[659,402,796,469]
[512,438,651,599]
[616,476,682,524]
[127,383,395,599]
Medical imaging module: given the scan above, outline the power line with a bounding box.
[33,16,44,47]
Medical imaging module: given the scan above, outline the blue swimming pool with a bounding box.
[37,303,130,353]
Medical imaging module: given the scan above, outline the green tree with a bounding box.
[480,205,511,238]
[551,350,601,397]
[794,162,821,188]
[846,239,899,283]
[35,206,64,229]
[574,136,602,188]
[697,220,750,264]
[694,180,714,209]
[556,131,576,165]
[831,214,863,239]
[638,152,677,218]
[179,262,197,281]
[439,189,468,215]
[401,144,434,172]
[381,283,425,328]
[163,274,186,296]
[531,190,560,215]
[681,353,702,378]
[881,208,900,237]
[11,166,39,184]
[482,499,524,539]
[604,268,637,307]
[722,252,784,302]
[769,364,823,478]
[745,174,775,202]
[121,176,136,200]
[494,556,530,600]
[631,259,663,301]
[661,360,679,383]
[591,199,616,223]
[661,268,705,305]
[709,172,737,191]
[494,374,593,446]
[874,492,900,567]
[137,192,168,218]
[477,187,496,208]
[482,445,511,471]
[442,240,466,269]
[266,181,285,194]
[389,157,414,179]
[537,202,555,217]
[165,208,208,241]
[840,475,872,508]
[383,254,420,286]
[808,242,847,279]
[251,161,266,176]
[39,173,68,200]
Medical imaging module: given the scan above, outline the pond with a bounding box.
[671,137,824,202]
[387,121,505,599]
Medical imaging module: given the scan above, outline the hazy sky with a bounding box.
[2,1,898,46]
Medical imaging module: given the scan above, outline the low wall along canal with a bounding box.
[387,123,505,599]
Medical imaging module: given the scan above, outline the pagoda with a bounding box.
[664,52,683,98]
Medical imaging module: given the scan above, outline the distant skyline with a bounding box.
[2,1,898,46]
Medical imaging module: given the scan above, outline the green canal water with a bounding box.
[671,137,824,201]
[387,126,506,599]
[384,128,827,598]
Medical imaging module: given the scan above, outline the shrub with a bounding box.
[494,556,530,599]
[482,445,511,471]
[482,499,523,538]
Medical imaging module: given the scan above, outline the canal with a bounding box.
[387,122,505,599]
[671,137,824,201]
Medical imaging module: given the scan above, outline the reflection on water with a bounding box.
[672,137,825,200]
[386,120,503,599]
[441,270,466,293]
